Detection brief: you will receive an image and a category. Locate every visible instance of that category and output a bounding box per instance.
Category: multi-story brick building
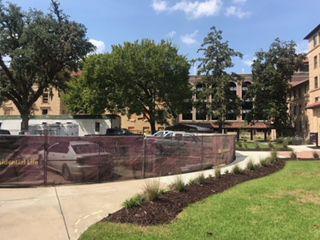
[0,71,309,136]
[177,72,308,138]
[305,25,320,140]
[288,74,309,138]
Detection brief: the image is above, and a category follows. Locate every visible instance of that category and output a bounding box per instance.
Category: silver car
[39,141,112,181]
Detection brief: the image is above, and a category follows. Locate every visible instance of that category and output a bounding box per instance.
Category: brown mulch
[104,160,286,226]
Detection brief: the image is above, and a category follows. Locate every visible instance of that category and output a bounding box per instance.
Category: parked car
[39,141,113,181]
[106,128,139,136]
[152,131,171,137]
[152,131,199,141]
[0,129,10,135]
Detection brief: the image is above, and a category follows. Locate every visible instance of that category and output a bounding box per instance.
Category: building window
[182,101,193,120]
[315,76,319,89]
[95,122,100,132]
[195,102,207,120]
[143,127,150,134]
[195,83,205,99]
[314,56,318,69]
[182,112,193,120]
[42,89,49,103]
[227,111,237,120]
[42,109,48,115]
[128,127,135,131]
[316,97,320,102]
[4,108,11,116]
[313,35,318,47]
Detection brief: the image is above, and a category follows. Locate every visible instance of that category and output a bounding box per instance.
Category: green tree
[250,38,304,136]
[0,0,94,132]
[65,40,192,134]
[196,26,243,132]
[64,54,121,115]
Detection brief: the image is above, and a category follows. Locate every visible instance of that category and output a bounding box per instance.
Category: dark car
[0,129,10,135]
[106,128,140,136]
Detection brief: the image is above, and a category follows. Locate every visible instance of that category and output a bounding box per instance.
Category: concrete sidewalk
[0,151,265,240]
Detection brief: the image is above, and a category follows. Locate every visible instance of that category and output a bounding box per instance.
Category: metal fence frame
[0,133,236,187]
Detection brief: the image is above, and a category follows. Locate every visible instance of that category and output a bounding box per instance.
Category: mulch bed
[104,160,286,226]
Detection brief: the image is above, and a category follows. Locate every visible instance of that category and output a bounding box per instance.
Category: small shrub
[236,142,242,149]
[270,151,278,163]
[232,165,244,175]
[246,160,257,171]
[215,167,222,178]
[290,152,297,160]
[123,194,145,209]
[224,170,230,174]
[260,158,271,167]
[313,151,319,159]
[189,173,206,185]
[255,143,261,151]
[275,138,284,144]
[143,180,162,201]
[268,142,273,149]
[170,177,186,192]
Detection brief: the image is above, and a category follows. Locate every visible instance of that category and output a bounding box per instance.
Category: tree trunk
[218,122,223,134]
[20,113,30,134]
[149,117,156,135]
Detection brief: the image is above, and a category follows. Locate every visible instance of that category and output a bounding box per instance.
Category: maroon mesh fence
[0,134,236,187]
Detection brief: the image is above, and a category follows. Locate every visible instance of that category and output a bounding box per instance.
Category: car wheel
[62,165,72,181]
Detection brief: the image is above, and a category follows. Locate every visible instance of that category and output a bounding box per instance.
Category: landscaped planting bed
[104,159,285,226]
[81,161,320,240]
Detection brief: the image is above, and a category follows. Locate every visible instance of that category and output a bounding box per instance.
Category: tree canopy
[64,40,192,133]
[250,38,304,136]
[0,0,94,131]
[196,26,243,132]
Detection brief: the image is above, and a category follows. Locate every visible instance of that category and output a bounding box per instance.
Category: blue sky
[7,0,320,74]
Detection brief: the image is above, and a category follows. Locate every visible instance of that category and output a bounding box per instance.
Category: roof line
[304,24,320,40]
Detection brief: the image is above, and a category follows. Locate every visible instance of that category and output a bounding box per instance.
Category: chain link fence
[0,133,236,187]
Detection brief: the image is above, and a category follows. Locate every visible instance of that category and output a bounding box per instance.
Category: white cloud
[190,65,198,75]
[181,30,199,45]
[243,59,253,67]
[152,0,168,13]
[296,41,308,54]
[89,39,106,54]
[225,6,250,19]
[152,0,222,19]
[166,30,177,38]
[242,56,255,67]
[232,0,247,4]
[3,55,11,66]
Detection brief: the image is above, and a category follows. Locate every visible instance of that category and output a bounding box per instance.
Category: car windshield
[72,144,100,154]
[153,131,165,137]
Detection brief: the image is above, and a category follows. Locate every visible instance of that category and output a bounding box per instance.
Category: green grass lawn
[80,161,320,240]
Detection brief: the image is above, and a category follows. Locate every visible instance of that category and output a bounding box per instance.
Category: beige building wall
[120,114,168,135]
[306,26,320,136]
[0,85,169,134]
[288,80,309,138]
[0,87,66,116]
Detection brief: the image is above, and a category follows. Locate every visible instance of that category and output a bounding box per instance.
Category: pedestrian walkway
[277,145,320,160]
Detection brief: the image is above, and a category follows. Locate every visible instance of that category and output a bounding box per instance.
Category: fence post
[201,135,204,170]
[142,137,146,178]
[43,128,48,185]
